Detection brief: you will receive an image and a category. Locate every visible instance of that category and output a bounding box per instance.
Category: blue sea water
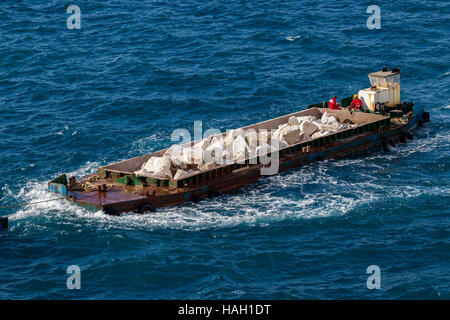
[0,0,449,299]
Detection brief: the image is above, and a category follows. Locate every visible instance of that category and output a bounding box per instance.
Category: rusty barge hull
[48,106,429,215]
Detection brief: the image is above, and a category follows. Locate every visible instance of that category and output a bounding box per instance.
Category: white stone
[174,169,190,180]
[256,143,271,155]
[282,128,302,145]
[257,131,271,146]
[299,132,311,141]
[204,145,222,164]
[321,112,330,124]
[274,124,300,143]
[297,116,317,124]
[234,128,245,139]
[183,147,203,165]
[321,112,340,127]
[245,130,258,149]
[171,155,187,169]
[141,156,172,178]
[300,121,319,136]
[270,137,288,150]
[164,144,183,159]
[210,136,223,150]
[193,139,209,151]
[232,135,248,161]
[224,129,236,149]
[222,150,234,164]
[288,116,300,126]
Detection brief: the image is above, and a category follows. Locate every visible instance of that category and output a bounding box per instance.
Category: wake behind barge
[48,69,430,215]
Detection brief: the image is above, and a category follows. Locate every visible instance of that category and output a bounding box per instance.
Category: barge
[48,68,430,215]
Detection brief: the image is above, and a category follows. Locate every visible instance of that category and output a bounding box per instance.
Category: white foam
[6,161,101,222]
[4,161,367,231]
[4,122,448,232]
[285,35,301,41]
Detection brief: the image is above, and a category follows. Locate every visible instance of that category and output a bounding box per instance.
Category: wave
[5,117,447,232]
[5,160,362,231]
[7,161,101,222]
[7,152,448,233]
[285,35,301,42]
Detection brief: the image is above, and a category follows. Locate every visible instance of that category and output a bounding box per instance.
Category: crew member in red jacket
[329,96,341,110]
[349,94,362,111]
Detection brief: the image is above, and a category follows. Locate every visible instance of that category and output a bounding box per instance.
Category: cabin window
[393,74,400,83]
[369,76,387,87]
[386,75,394,86]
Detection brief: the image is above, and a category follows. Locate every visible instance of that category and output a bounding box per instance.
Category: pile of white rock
[135,112,356,180]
